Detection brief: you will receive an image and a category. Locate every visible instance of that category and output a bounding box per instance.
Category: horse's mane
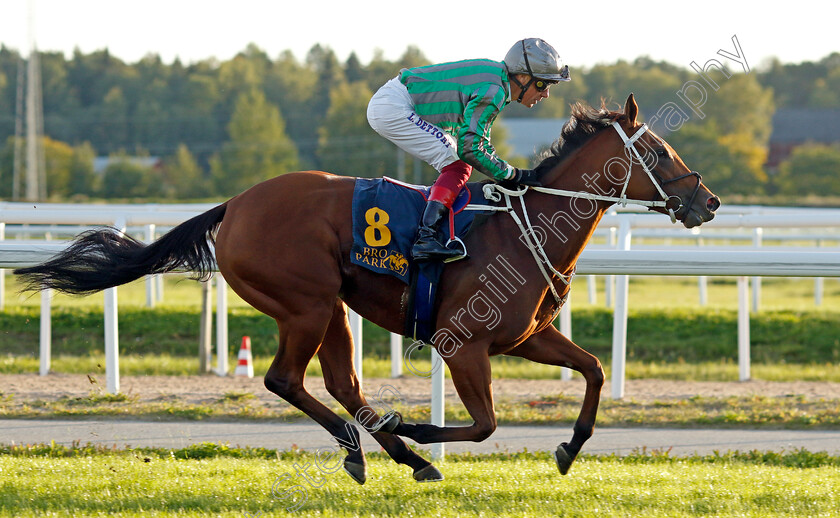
[535,101,625,175]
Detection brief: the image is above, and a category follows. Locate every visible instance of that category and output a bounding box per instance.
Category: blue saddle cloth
[351,177,493,342]
[350,177,481,284]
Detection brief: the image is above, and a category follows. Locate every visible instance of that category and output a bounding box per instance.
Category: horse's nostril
[707,196,720,212]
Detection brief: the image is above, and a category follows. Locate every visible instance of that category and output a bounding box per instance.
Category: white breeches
[367,77,460,172]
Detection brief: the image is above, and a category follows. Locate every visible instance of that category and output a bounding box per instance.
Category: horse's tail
[14,203,228,296]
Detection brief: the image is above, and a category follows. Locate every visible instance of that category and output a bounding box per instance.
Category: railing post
[605,227,616,308]
[348,308,363,384]
[610,219,632,400]
[738,276,751,381]
[0,222,5,310]
[145,224,156,308]
[215,273,229,376]
[199,279,213,373]
[104,286,120,394]
[430,348,445,461]
[390,333,403,378]
[815,277,824,307]
[39,288,52,376]
[156,274,164,304]
[559,294,572,381]
[752,228,762,313]
[698,237,708,306]
[815,239,824,307]
[104,219,126,395]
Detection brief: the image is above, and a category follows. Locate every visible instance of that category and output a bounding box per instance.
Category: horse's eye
[656,148,668,158]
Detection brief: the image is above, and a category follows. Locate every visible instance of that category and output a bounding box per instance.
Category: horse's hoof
[377,410,402,434]
[413,464,444,482]
[343,459,366,485]
[554,443,575,475]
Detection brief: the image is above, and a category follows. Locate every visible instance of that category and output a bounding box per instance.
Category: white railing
[2,203,839,399]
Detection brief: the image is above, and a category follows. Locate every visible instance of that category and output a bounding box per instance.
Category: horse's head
[612,93,720,228]
[536,94,720,228]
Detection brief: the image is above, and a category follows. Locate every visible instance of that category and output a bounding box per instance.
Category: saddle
[351,177,493,342]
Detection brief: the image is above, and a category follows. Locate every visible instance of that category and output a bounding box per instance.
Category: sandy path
[3,373,839,406]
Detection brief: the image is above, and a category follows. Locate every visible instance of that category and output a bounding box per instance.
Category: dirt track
[2,373,839,406]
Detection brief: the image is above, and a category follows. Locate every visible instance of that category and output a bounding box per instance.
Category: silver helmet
[504,38,570,82]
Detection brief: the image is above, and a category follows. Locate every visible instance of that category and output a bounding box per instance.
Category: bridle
[478,120,704,312]
[609,121,702,224]
[491,121,702,224]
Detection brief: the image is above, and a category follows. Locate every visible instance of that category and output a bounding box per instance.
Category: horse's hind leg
[387,346,499,444]
[232,283,372,484]
[506,324,604,475]
[318,300,443,482]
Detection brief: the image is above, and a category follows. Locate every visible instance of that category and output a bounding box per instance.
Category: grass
[5,354,840,383]
[1,445,838,517]
[8,354,840,383]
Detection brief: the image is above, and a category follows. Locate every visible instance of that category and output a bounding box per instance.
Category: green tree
[43,136,75,197]
[362,46,430,94]
[263,50,318,167]
[316,81,393,177]
[583,58,688,116]
[700,73,775,147]
[40,51,76,143]
[344,52,365,83]
[67,141,97,196]
[0,136,93,199]
[162,144,208,198]
[90,86,130,153]
[808,68,840,107]
[665,122,767,196]
[101,152,161,198]
[776,143,840,196]
[0,64,7,114]
[0,136,17,198]
[210,89,298,195]
[174,72,222,160]
[758,53,840,108]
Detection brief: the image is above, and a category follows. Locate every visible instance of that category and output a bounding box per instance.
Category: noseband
[610,121,702,224]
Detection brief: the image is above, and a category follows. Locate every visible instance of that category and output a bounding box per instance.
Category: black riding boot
[411,200,464,262]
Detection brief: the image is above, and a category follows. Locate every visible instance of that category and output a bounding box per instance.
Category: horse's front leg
[506,324,604,475]
[390,346,497,444]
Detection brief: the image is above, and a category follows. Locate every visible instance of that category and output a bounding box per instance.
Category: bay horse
[15,94,720,483]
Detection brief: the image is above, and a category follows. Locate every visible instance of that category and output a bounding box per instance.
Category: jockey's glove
[500,168,542,189]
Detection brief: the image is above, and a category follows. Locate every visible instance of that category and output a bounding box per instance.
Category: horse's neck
[530,145,619,270]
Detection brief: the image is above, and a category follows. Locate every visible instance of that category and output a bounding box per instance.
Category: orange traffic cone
[234,336,254,378]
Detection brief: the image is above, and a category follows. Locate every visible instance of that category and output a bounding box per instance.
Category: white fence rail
[3,240,839,394]
[2,204,839,423]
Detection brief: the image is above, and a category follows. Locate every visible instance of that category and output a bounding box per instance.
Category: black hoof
[370,410,402,433]
[413,464,444,482]
[554,443,575,475]
[343,458,366,485]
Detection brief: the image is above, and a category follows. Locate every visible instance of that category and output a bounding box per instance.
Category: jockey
[367,37,571,262]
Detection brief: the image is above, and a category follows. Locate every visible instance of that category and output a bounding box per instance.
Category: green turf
[1,445,838,517]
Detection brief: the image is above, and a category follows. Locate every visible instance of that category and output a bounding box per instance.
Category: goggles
[533,65,570,91]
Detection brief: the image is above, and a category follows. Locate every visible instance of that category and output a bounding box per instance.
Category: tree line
[1,43,839,200]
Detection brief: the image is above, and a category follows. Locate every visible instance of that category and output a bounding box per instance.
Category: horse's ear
[624,93,638,124]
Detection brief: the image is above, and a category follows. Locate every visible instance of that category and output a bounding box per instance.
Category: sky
[0,0,837,71]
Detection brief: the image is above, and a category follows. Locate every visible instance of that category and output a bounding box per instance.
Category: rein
[481,183,571,317]
[475,121,697,312]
